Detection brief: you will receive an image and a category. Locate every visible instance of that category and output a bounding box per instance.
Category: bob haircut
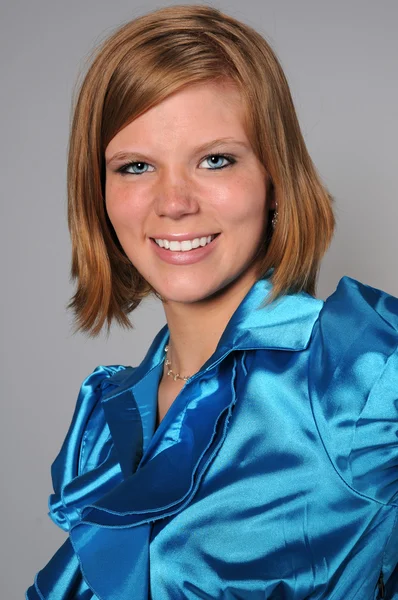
[67,4,335,336]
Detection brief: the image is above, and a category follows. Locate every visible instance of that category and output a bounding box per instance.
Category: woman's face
[105,80,274,305]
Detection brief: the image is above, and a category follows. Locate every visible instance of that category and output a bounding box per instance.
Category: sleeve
[26,365,126,600]
[309,276,398,506]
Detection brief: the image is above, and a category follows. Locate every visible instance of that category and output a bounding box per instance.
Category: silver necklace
[164,344,191,382]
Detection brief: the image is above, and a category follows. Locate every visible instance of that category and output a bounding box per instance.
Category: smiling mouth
[151,234,219,252]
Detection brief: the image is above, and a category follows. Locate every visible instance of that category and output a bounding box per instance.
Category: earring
[271,202,278,229]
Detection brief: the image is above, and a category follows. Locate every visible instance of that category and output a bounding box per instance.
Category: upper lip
[149,233,220,241]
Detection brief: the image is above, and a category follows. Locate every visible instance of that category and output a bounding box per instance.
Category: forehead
[105,80,250,155]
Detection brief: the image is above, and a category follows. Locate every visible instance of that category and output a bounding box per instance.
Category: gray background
[1,1,397,597]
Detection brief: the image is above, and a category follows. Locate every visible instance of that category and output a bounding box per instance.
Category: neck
[162,272,258,378]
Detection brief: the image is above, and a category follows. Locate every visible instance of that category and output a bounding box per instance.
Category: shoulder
[309,276,398,505]
[51,365,129,476]
[316,275,398,342]
[310,276,398,397]
[48,364,132,531]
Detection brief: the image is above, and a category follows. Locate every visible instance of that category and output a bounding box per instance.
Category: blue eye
[200,154,235,170]
[118,162,154,175]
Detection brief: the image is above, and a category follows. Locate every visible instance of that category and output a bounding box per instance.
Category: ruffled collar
[103,275,323,394]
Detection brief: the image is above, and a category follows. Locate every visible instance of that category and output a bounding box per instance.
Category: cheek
[215,177,267,226]
[105,183,145,234]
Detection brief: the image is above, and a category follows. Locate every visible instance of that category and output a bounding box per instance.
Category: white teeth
[181,240,192,252]
[154,235,216,251]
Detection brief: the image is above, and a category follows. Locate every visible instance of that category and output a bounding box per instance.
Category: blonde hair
[67,4,335,336]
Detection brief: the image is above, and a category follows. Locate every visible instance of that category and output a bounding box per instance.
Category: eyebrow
[105,137,250,165]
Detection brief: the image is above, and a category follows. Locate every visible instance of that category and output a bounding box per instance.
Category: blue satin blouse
[26,276,398,599]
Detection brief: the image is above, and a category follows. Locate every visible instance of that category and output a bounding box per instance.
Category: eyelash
[116,153,237,176]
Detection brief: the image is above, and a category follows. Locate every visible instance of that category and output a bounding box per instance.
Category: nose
[153,169,199,219]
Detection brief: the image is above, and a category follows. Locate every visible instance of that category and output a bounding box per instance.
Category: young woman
[26,5,397,599]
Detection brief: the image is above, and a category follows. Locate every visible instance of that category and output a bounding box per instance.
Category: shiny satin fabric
[26,276,398,599]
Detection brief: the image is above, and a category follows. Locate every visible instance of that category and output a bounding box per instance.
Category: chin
[157,286,215,305]
[149,275,218,305]
[153,271,250,306]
